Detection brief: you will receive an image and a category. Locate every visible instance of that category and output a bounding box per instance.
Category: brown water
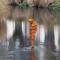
[0,6,60,60]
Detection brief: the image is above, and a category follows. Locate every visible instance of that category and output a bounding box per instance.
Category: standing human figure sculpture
[29,17,37,48]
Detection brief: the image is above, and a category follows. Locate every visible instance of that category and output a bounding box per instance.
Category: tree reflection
[0,21,6,40]
[54,25,59,51]
[13,21,24,47]
[45,27,55,51]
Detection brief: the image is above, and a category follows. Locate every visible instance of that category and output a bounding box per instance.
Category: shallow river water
[0,6,60,60]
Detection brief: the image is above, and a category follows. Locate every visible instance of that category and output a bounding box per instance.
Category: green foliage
[54,0,60,6]
[53,9,60,23]
[18,2,29,9]
[49,0,60,23]
[49,0,60,10]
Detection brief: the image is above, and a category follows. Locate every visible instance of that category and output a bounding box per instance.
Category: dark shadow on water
[13,21,24,47]
[45,27,55,51]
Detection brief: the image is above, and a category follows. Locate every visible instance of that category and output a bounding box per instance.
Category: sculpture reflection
[29,48,36,60]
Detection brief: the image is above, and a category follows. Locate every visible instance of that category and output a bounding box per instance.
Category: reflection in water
[15,38,20,49]
[54,25,59,51]
[22,22,25,38]
[39,45,45,60]
[6,20,15,40]
[0,6,60,60]
[40,25,45,43]
[45,49,57,60]
[13,21,24,47]
[0,20,6,41]
[45,27,55,51]
[22,21,31,47]
[6,20,15,49]
[29,48,36,60]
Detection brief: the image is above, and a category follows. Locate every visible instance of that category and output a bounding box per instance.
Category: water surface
[0,6,60,60]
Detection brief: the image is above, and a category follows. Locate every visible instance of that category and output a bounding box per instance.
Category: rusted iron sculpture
[28,17,37,48]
